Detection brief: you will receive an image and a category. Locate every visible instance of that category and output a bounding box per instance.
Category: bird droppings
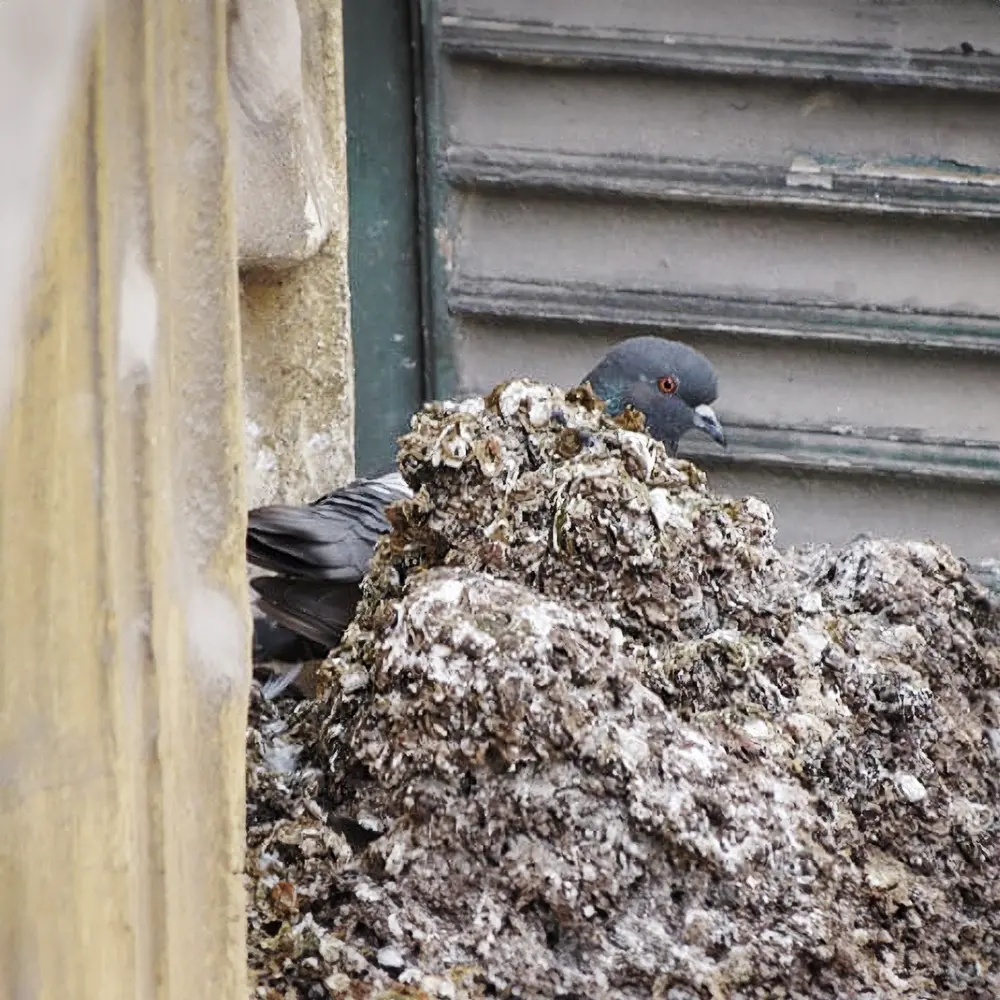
[246,380,1000,999]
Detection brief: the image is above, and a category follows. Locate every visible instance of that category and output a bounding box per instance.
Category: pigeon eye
[657,375,679,394]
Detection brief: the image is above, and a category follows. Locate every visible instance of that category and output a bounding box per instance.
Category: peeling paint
[117,239,159,382]
[303,190,325,249]
[785,155,833,190]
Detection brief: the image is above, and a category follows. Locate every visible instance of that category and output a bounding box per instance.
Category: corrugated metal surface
[420,0,1000,568]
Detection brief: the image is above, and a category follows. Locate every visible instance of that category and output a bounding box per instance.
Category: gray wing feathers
[251,577,363,648]
[246,474,411,583]
[247,473,410,660]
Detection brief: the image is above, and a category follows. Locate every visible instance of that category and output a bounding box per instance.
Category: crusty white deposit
[247,380,1000,1000]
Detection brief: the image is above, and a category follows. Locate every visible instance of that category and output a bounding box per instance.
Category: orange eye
[657,375,679,394]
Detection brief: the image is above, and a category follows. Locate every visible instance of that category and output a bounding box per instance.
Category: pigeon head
[583,336,726,455]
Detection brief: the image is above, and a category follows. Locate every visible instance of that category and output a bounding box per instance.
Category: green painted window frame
[345,0,424,476]
[344,0,459,475]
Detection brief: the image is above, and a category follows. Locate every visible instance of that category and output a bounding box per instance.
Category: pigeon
[248,472,411,667]
[585,336,725,453]
[249,336,724,668]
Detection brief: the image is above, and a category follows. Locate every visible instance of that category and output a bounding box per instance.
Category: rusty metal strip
[441,16,1000,93]
[448,275,1000,356]
[679,423,1000,486]
[445,146,1000,221]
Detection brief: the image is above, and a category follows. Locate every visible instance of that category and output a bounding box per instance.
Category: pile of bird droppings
[246,379,1000,1000]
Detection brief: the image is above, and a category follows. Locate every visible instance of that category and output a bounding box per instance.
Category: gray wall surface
[424,0,1000,570]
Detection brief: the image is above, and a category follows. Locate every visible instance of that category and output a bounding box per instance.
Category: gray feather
[246,473,411,583]
[251,576,363,648]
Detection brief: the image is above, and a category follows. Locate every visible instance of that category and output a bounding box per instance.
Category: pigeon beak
[692,404,726,448]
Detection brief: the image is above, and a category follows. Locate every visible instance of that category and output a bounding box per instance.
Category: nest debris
[246,380,1000,1000]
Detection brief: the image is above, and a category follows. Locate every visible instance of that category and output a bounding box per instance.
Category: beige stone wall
[0,2,249,997]
[232,0,355,506]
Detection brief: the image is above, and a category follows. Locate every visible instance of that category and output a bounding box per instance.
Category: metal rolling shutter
[416,0,1000,575]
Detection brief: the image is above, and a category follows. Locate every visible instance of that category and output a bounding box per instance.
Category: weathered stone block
[236,0,355,506]
[229,0,340,269]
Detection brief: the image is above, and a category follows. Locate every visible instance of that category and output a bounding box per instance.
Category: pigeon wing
[246,473,410,583]
[251,615,330,663]
[250,576,363,649]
